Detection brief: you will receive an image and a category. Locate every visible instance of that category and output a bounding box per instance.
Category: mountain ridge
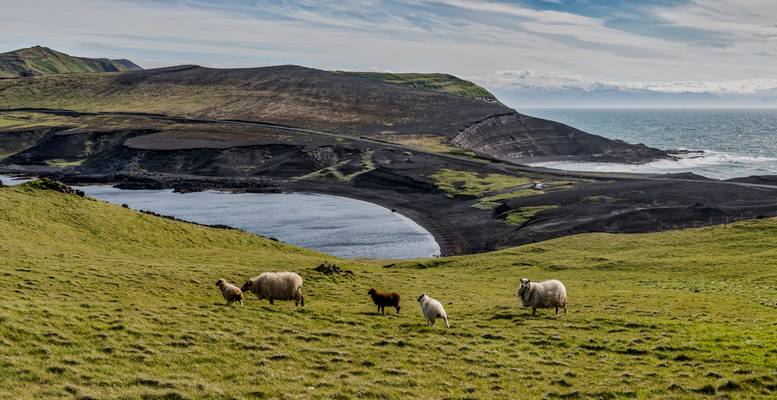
[0,46,142,78]
[338,71,501,103]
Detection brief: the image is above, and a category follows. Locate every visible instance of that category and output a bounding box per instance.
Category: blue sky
[2,0,776,103]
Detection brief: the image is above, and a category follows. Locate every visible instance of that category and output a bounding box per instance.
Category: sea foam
[530,151,777,180]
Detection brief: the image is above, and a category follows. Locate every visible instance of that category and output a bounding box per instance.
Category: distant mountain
[110,58,143,71]
[0,46,142,78]
[491,86,777,108]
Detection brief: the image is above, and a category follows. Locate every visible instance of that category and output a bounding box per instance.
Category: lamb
[517,278,567,316]
[241,272,304,306]
[215,278,244,305]
[417,294,449,327]
[368,288,400,315]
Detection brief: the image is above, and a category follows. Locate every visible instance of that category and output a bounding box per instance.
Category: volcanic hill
[0,61,665,164]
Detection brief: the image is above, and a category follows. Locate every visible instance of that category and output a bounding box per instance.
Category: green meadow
[0,183,775,399]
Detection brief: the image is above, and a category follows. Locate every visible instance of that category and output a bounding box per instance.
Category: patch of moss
[582,195,615,204]
[430,169,530,198]
[44,159,85,167]
[501,205,558,225]
[293,150,375,183]
[376,134,476,157]
[473,189,543,209]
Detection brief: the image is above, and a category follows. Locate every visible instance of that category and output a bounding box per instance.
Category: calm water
[0,175,439,259]
[0,175,30,186]
[523,108,777,179]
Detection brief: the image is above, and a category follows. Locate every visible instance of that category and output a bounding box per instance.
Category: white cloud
[476,70,777,95]
[477,70,596,90]
[653,0,777,40]
[0,0,775,105]
[619,79,777,94]
[438,0,674,49]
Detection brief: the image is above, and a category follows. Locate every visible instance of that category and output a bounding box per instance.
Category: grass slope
[341,72,499,102]
[1,184,775,399]
[0,46,140,78]
[0,65,509,139]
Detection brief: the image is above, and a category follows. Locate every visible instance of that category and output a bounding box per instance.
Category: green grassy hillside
[0,183,775,399]
[0,46,141,78]
[341,71,499,102]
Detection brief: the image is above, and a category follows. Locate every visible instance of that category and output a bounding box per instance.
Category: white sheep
[517,278,567,316]
[216,278,244,305]
[417,294,449,327]
[241,272,304,306]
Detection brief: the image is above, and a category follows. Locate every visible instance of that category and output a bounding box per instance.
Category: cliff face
[453,113,667,164]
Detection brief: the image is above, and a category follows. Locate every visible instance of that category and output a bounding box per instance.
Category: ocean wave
[529,151,777,180]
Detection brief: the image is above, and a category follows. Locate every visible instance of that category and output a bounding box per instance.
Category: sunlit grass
[338,72,499,101]
[44,159,85,167]
[0,184,775,399]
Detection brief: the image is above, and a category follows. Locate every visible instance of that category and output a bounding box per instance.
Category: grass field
[0,183,775,399]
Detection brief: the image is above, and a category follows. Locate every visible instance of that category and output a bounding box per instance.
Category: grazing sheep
[241,272,304,306]
[517,278,567,316]
[215,279,244,306]
[417,294,449,327]
[368,288,401,315]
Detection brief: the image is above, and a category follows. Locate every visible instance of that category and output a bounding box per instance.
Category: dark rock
[22,178,83,196]
[313,261,352,275]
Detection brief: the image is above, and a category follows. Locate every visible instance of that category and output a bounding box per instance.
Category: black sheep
[368,288,401,315]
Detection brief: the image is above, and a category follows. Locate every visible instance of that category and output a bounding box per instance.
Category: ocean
[522,108,777,180]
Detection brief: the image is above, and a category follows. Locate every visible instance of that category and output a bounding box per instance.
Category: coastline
[1,172,449,258]
[8,160,777,258]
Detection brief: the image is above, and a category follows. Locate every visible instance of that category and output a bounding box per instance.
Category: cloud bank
[0,0,775,107]
[479,70,777,95]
